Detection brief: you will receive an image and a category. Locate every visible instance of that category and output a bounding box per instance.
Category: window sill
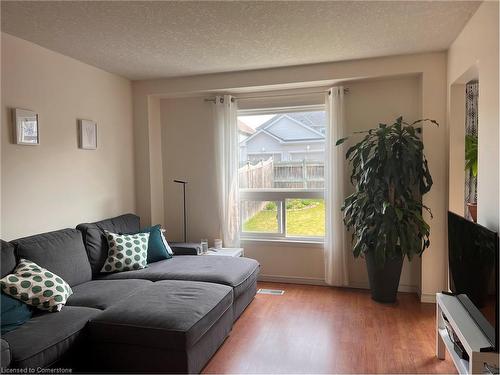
[241,237,324,247]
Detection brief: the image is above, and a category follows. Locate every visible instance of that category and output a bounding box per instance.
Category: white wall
[160,97,220,243]
[448,83,466,216]
[1,33,135,240]
[447,1,499,231]
[134,51,447,301]
[159,75,423,291]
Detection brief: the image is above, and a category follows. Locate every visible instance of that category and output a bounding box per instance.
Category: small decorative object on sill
[214,239,222,249]
[13,108,39,145]
[200,239,209,254]
[79,119,97,150]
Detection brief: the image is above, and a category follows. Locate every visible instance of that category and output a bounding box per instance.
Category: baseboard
[258,274,328,286]
[258,275,419,294]
[347,281,419,294]
[420,293,436,303]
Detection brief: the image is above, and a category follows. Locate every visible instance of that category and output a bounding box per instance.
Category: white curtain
[324,87,349,286]
[214,95,240,248]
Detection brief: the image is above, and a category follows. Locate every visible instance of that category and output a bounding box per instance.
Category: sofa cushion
[97,255,260,298]
[100,232,149,273]
[1,259,73,312]
[76,214,140,274]
[1,240,17,278]
[3,306,100,369]
[66,279,152,310]
[1,339,11,368]
[89,280,233,350]
[11,229,92,287]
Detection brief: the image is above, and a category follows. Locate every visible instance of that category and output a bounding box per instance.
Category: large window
[238,106,326,241]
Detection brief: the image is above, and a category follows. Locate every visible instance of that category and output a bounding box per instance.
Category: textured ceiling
[1,1,480,80]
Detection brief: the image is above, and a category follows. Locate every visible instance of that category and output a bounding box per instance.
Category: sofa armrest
[170,242,201,256]
[1,338,11,368]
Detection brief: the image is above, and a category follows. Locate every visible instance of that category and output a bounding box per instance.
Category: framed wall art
[79,119,97,150]
[14,108,39,145]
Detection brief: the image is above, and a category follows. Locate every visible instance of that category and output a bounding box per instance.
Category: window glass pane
[239,108,326,239]
[239,111,326,190]
[241,200,280,233]
[285,199,325,237]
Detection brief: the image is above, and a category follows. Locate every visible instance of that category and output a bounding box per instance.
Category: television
[448,211,499,351]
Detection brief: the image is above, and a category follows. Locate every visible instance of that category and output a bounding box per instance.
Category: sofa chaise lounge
[1,214,260,373]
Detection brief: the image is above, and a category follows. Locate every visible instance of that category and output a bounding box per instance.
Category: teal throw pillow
[1,292,32,335]
[133,225,172,263]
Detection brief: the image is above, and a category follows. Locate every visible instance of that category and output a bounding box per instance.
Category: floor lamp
[173,179,188,243]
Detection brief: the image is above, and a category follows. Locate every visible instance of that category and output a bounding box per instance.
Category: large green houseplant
[336,117,436,302]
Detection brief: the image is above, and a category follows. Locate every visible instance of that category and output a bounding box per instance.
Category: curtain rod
[204,88,349,103]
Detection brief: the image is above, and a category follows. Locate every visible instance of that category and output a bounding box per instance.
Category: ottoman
[97,255,260,321]
[88,280,233,373]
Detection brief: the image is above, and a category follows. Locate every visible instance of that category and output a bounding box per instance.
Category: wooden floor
[203,282,457,374]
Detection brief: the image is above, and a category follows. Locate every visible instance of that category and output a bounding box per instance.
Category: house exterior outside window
[238,108,326,241]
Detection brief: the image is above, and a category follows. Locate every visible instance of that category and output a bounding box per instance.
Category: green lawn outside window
[242,199,325,237]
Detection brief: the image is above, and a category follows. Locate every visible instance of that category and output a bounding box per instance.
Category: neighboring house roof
[287,111,326,128]
[238,120,255,135]
[240,112,325,146]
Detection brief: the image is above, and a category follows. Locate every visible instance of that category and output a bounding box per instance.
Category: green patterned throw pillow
[0,259,73,312]
[101,231,149,273]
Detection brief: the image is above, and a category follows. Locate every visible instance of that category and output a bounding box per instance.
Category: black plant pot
[365,251,404,303]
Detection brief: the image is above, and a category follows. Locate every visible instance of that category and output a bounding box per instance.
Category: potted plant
[336,117,436,303]
[464,134,478,222]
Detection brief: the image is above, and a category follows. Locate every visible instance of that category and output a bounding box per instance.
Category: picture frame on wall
[14,108,39,145]
[79,119,97,150]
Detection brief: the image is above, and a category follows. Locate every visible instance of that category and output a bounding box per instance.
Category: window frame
[238,104,326,243]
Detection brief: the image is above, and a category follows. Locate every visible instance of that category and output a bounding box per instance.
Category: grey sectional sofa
[1,214,260,373]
